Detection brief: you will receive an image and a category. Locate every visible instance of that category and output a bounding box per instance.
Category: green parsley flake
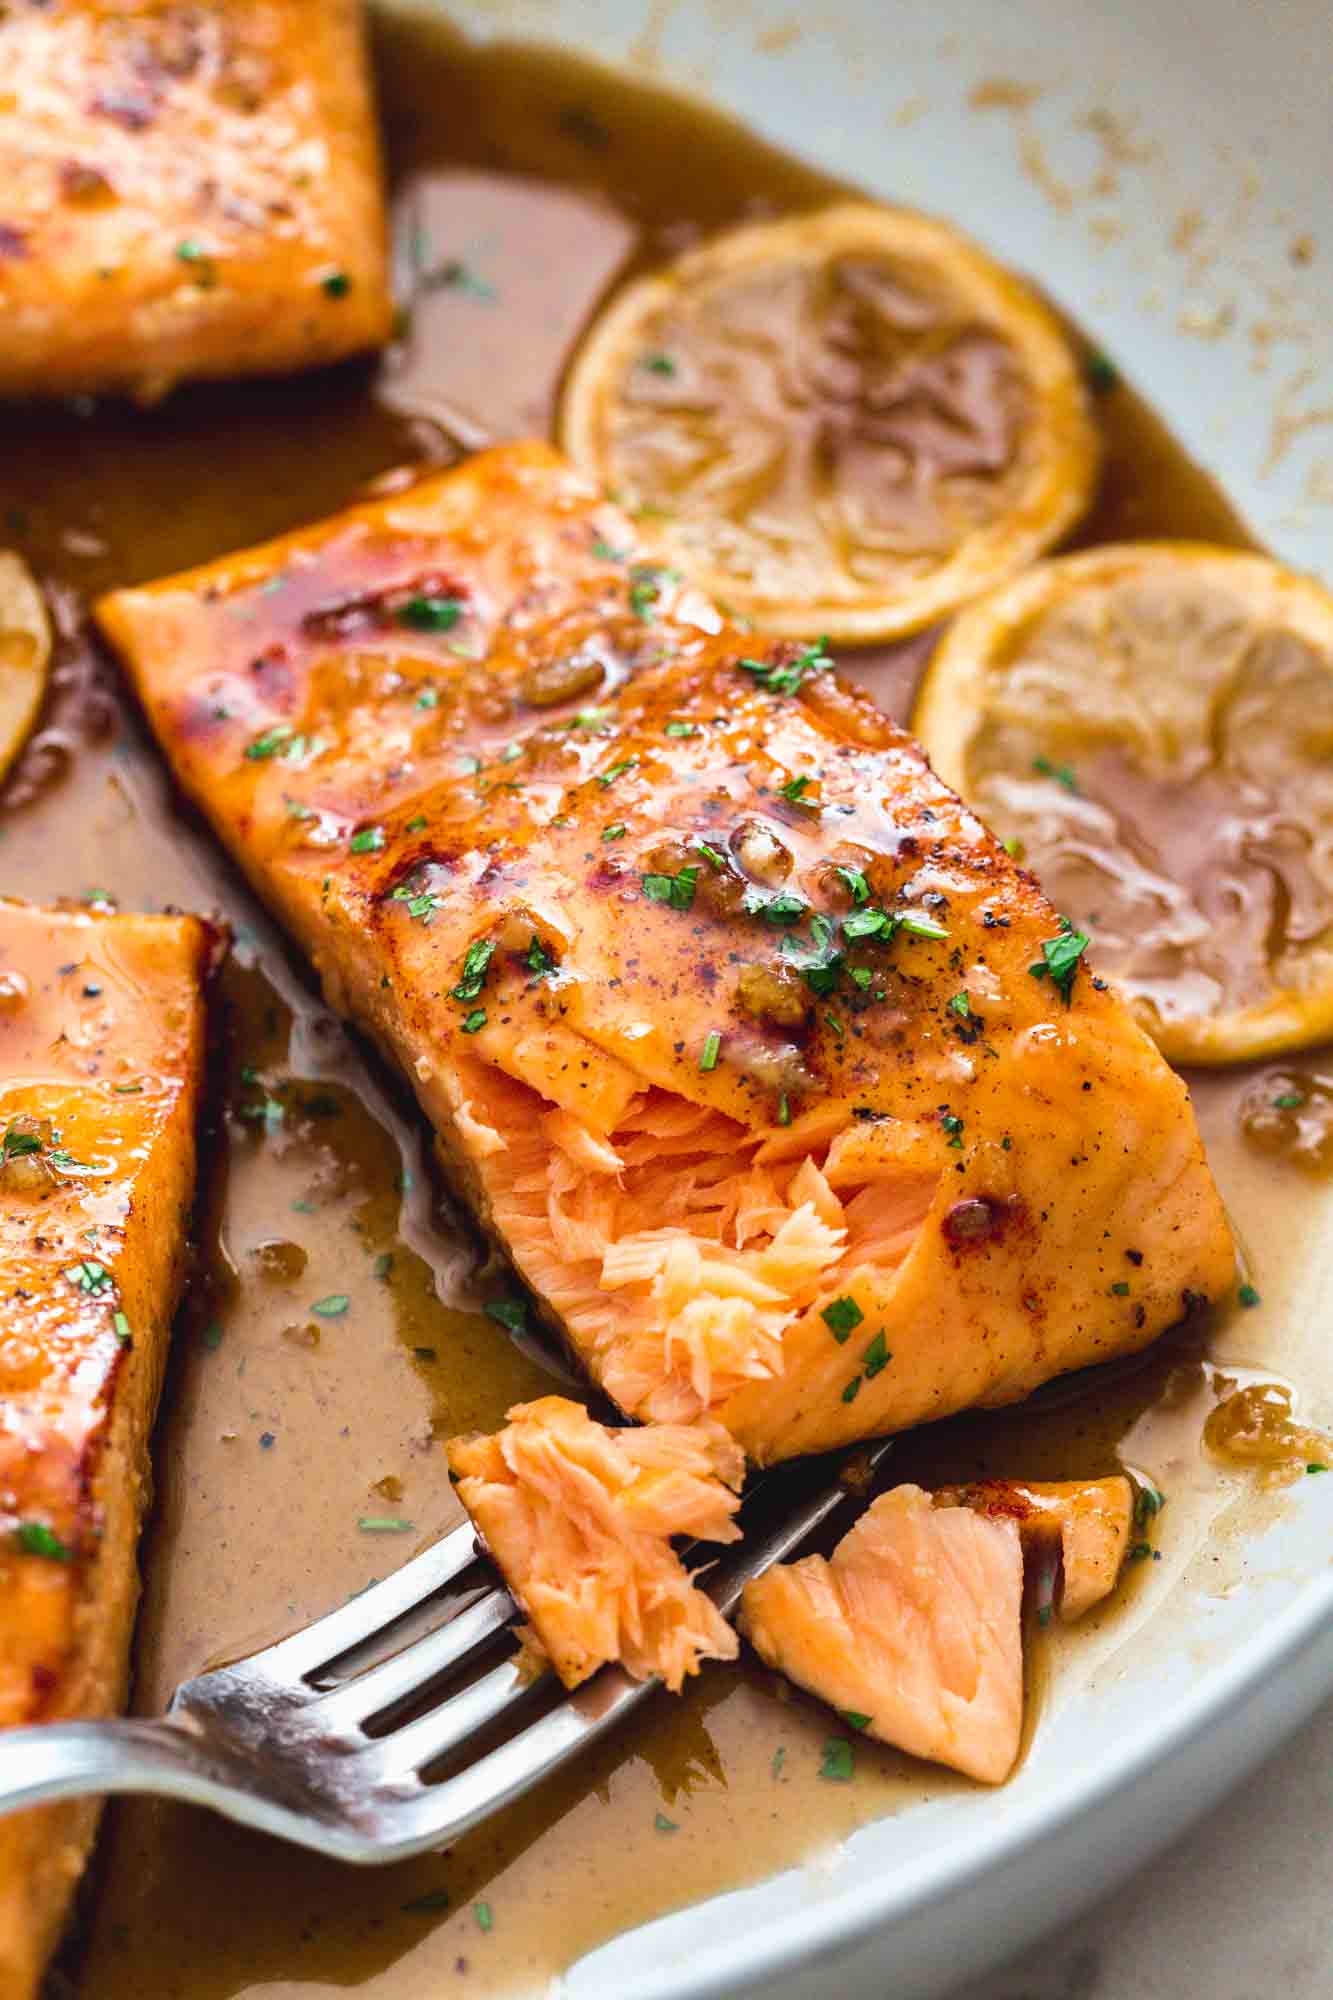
[485,1298,528,1334]
[941,1112,964,1149]
[245,724,294,761]
[822,1296,863,1342]
[697,840,727,870]
[321,270,351,298]
[1029,918,1091,1005]
[405,814,428,833]
[351,825,385,853]
[474,1903,493,1933]
[461,1008,487,1034]
[358,1517,414,1534]
[113,1310,132,1344]
[664,719,697,738]
[1111,1280,1131,1296]
[16,1521,71,1561]
[399,595,463,631]
[771,1746,787,1779]
[415,687,440,710]
[699,1031,721,1073]
[777,1093,792,1127]
[1033,754,1080,794]
[780,774,814,804]
[452,938,496,1002]
[948,991,971,1017]
[1238,1282,1261,1308]
[642,867,698,912]
[525,935,555,978]
[2,1127,41,1160]
[841,1374,863,1403]
[819,1737,855,1782]
[653,1810,679,1832]
[65,1259,111,1295]
[602,822,627,841]
[836,866,870,906]
[842,1711,871,1732]
[737,639,832,697]
[862,1330,890,1378]
[642,352,676,376]
[628,563,678,621]
[1274,1090,1306,1110]
[1308,1463,1329,1475]
[596,757,637,788]
[1135,1484,1164,1525]
[752,889,807,927]
[312,1294,349,1318]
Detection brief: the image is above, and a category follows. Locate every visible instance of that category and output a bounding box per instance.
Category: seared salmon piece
[0,0,392,400]
[0,899,209,1999]
[99,441,1236,1464]
[741,1485,1025,1783]
[936,1476,1133,1620]
[446,1396,743,1690]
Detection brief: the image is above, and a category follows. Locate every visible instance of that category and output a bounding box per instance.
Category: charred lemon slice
[913,543,1333,1064]
[0,552,51,786]
[559,203,1099,642]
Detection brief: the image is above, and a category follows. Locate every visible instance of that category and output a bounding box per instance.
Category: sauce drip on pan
[0,17,1326,1998]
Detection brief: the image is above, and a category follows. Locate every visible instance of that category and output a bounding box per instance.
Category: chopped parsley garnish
[948,991,971,1017]
[245,724,295,761]
[485,1298,528,1333]
[780,774,815,804]
[697,840,727,870]
[321,270,351,298]
[664,719,697,738]
[653,1810,679,1832]
[65,1259,111,1295]
[461,1008,487,1034]
[862,1330,890,1378]
[602,822,627,841]
[699,1031,721,1073]
[474,1902,494,1933]
[524,935,554,978]
[842,1711,871,1732]
[312,1294,349,1318]
[1111,1280,1131,1296]
[642,867,698,912]
[737,639,832,697]
[358,1516,414,1534]
[2,1127,41,1160]
[1028,918,1090,1005]
[350,825,385,854]
[1308,1463,1329,1475]
[642,352,676,376]
[751,889,807,927]
[819,1737,854,1782]
[16,1521,71,1561]
[175,238,207,263]
[415,687,440,709]
[113,1311,132,1344]
[113,1082,143,1095]
[821,1296,863,1342]
[841,1374,862,1402]
[405,814,428,833]
[849,967,873,991]
[940,1112,964,1149]
[1135,1483,1164,1525]
[1274,1090,1306,1110]
[1032,754,1080,794]
[824,1011,844,1037]
[836,866,870,906]
[596,757,637,788]
[399,594,463,631]
[628,563,678,621]
[771,1746,787,1779]
[802,956,841,998]
[1237,1282,1261,1308]
[452,938,495,1001]
[592,538,628,563]
[841,907,947,945]
[777,1093,792,1127]
[1085,351,1120,394]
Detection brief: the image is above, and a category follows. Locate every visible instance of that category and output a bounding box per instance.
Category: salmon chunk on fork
[447,1396,744,1691]
[0,898,210,1999]
[0,0,393,399]
[99,440,1235,1467]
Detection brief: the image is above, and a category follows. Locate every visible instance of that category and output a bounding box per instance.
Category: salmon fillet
[98,440,1236,1464]
[741,1485,1025,1783]
[447,1396,743,1690]
[936,1476,1133,1621]
[0,898,209,1999]
[0,0,392,400]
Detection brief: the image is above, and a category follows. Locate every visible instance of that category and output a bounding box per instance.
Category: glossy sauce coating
[0,19,1326,2000]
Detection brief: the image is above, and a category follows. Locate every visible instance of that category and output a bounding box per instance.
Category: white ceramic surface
[439,4,1333,1995]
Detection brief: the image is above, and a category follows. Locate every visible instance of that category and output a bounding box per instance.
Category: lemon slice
[0,551,50,787]
[912,543,1333,1064]
[559,202,1099,642]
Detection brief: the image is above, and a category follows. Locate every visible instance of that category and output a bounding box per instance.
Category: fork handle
[0,1716,232,1819]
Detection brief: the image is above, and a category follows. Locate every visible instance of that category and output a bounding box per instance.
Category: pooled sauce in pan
[0,18,1327,1998]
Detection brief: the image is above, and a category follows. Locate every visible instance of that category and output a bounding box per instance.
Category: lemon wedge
[559,202,1099,642]
[912,542,1333,1064]
[0,551,51,787]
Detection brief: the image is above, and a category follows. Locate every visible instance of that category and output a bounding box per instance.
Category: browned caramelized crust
[0,0,393,399]
[98,441,1235,1468]
[0,899,209,1998]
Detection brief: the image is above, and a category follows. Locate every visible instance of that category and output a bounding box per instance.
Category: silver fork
[0,1439,889,1864]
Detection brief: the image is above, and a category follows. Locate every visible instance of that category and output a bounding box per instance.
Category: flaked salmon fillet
[0,898,210,2000]
[741,1485,1025,1783]
[936,1476,1133,1621]
[0,0,393,400]
[447,1396,743,1690]
[98,441,1236,1463]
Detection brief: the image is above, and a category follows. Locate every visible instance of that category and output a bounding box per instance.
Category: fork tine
[314,1588,514,1732]
[245,1520,482,1683]
[366,1656,534,1780]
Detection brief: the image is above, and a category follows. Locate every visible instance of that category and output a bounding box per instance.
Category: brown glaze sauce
[0,18,1327,1998]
